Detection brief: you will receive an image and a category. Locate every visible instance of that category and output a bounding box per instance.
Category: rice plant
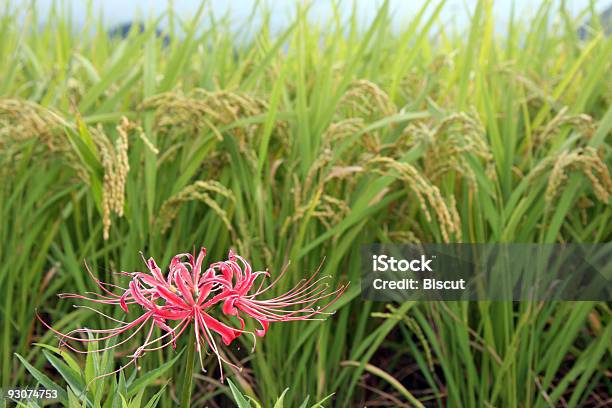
[0,0,610,406]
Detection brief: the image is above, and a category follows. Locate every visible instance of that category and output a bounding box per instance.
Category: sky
[10,0,610,34]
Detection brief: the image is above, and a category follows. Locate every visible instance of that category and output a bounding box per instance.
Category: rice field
[0,0,611,407]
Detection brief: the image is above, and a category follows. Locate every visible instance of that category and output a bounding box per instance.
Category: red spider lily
[39,247,347,381]
[210,251,346,340]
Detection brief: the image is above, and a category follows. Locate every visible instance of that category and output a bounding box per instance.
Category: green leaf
[127,350,183,398]
[297,396,310,408]
[43,350,91,405]
[142,384,167,408]
[227,379,252,408]
[273,388,289,408]
[120,394,130,408]
[129,389,145,408]
[15,353,68,405]
[33,343,81,374]
[68,387,83,408]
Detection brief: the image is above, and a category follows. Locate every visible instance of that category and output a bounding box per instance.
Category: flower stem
[180,329,196,408]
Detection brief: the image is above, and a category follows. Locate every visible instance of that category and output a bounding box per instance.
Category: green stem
[180,329,196,408]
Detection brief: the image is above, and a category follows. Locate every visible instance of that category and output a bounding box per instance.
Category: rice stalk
[543,147,611,204]
[142,89,287,143]
[534,106,595,147]
[157,180,236,233]
[368,156,461,242]
[338,79,397,119]
[94,117,131,240]
[396,112,494,190]
[0,98,87,179]
[0,98,69,151]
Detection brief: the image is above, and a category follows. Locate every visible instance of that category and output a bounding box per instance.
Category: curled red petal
[119,292,130,313]
[200,311,241,346]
